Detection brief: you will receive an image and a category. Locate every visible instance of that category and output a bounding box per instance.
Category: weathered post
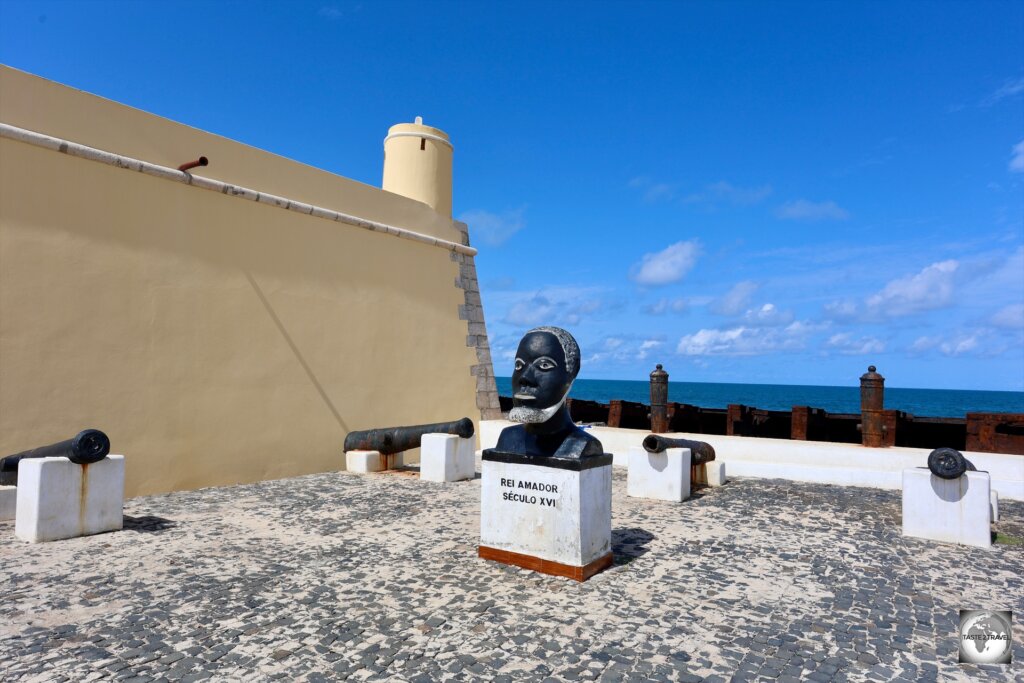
[791,406,810,440]
[649,364,669,433]
[860,365,886,447]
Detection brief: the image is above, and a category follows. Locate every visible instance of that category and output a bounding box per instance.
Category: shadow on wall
[245,271,349,433]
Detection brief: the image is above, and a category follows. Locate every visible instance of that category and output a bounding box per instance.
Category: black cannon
[642,434,716,466]
[0,429,110,486]
[343,418,474,456]
[927,447,976,480]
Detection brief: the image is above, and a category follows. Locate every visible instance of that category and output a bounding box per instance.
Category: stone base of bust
[627,447,690,502]
[479,449,613,581]
[16,456,124,543]
[902,468,991,548]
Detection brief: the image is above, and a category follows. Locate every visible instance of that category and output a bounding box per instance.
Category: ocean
[494,377,1024,418]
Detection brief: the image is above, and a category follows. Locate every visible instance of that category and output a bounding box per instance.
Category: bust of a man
[495,326,604,459]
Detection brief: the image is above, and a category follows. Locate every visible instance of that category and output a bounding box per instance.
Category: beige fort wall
[0,66,493,497]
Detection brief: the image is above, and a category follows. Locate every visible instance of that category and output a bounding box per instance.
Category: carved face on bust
[509,328,579,424]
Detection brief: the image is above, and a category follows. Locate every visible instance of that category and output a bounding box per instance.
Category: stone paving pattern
[1,466,1022,682]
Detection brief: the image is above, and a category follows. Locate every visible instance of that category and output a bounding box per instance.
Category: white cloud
[676,320,815,356]
[940,334,979,356]
[318,5,346,20]
[864,259,958,317]
[743,303,794,326]
[1010,139,1024,173]
[644,297,688,315]
[630,241,700,286]
[504,294,554,327]
[981,76,1024,107]
[991,303,1024,329]
[909,330,992,357]
[637,339,663,362]
[823,300,859,321]
[458,208,525,246]
[585,336,667,365]
[825,333,885,355]
[643,183,676,203]
[627,176,677,202]
[909,336,938,353]
[683,181,773,206]
[710,281,759,316]
[499,286,610,328]
[776,199,850,221]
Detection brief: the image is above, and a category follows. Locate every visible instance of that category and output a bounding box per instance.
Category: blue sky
[2,1,1022,391]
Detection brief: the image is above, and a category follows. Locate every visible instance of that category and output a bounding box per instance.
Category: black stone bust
[494,326,603,459]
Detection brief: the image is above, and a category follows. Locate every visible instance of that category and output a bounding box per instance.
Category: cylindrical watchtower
[649,364,669,433]
[382,116,453,217]
[860,365,886,447]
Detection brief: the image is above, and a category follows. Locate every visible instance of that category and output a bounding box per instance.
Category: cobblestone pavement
[2,467,1022,682]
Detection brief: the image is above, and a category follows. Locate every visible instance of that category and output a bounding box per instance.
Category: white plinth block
[902,469,991,548]
[990,490,999,523]
[346,450,385,473]
[420,434,475,482]
[479,452,613,581]
[15,456,125,543]
[707,461,726,487]
[1,485,16,521]
[627,447,691,502]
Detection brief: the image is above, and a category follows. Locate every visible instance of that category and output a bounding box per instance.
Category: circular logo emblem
[959,610,1012,664]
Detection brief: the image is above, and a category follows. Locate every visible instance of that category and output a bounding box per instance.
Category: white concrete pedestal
[479,450,613,581]
[706,461,727,487]
[345,450,406,473]
[1,485,16,521]
[15,456,125,543]
[627,447,690,501]
[420,434,475,482]
[346,450,383,473]
[902,469,991,548]
[990,490,999,523]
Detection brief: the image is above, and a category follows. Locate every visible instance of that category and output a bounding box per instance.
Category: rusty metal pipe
[859,365,886,447]
[642,435,716,465]
[0,429,110,486]
[177,156,209,172]
[649,364,669,433]
[344,417,474,455]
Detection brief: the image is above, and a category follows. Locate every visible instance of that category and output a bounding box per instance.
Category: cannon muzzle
[0,429,110,485]
[642,434,716,465]
[927,447,975,480]
[344,417,474,455]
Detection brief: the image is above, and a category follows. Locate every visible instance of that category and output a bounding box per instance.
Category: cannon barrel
[642,435,716,465]
[344,417,474,455]
[0,429,110,486]
[927,447,975,480]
